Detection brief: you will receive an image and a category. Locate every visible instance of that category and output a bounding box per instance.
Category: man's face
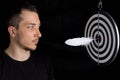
[14,10,41,51]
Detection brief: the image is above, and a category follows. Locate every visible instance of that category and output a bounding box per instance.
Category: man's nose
[35,29,42,38]
[37,30,42,38]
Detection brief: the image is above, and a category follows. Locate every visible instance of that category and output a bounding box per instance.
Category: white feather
[65,37,93,46]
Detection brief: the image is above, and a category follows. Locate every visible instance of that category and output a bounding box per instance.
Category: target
[84,11,119,65]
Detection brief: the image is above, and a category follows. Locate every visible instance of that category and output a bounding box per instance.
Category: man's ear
[8,26,17,37]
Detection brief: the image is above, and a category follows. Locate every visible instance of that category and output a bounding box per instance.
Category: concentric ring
[84,11,119,65]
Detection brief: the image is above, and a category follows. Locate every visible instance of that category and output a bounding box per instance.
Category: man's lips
[33,39,39,45]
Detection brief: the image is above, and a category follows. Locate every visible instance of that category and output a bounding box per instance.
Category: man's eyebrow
[29,23,36,25]
[28,23,41,28]
[29,23,41,26]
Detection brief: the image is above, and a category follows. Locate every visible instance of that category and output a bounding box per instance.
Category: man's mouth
[33,39,39,45]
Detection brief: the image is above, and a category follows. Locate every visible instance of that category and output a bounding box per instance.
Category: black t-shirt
[0,50,55,80]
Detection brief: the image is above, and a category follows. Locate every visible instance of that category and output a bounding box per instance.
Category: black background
[0,0,119,79]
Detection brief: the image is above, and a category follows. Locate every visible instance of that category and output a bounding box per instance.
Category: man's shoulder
[0,49,5,63]
[0,49,4,62]
[0,49,4,73]
[0,49,3,59]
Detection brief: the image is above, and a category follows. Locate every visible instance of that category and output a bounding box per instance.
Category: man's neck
[4,46,31,62]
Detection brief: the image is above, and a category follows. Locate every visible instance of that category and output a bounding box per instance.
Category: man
[0,1,55,80]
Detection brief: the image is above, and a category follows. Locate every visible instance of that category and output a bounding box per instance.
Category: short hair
[7,1,38,29]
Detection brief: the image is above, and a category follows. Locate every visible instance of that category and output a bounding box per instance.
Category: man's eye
[28,25,34,29]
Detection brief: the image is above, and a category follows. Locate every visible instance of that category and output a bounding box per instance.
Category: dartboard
[84,11,119,65]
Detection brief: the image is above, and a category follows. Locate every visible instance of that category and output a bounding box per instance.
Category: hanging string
[98,0,102,11]
[97,0,103,65]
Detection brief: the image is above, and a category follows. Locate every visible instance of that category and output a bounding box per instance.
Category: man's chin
[31,47,37,51]
[25,46,37,51]
[30,48,36,51]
